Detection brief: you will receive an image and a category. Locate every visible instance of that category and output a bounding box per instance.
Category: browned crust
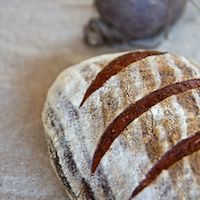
[91,79,200,173]
[80,50,165,107]
[129,132,200,199]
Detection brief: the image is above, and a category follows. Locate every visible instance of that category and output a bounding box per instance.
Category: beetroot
[84,0,187,46]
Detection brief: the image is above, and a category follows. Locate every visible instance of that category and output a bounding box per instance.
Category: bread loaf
[42,50,200,200]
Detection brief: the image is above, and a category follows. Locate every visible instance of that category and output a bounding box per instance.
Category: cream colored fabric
[0,1,200,200]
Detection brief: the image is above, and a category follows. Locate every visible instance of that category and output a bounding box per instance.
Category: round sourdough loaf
[42,50,200,200]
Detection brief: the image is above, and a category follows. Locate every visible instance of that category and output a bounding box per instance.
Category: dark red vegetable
[84,0,187,46]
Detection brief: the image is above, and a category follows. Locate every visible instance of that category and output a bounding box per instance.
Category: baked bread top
[42,50,200,200]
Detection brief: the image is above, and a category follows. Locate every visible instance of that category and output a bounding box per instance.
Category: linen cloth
[0,1,200,199]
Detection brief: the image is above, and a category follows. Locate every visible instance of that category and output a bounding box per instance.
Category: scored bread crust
[42,51,200,200]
